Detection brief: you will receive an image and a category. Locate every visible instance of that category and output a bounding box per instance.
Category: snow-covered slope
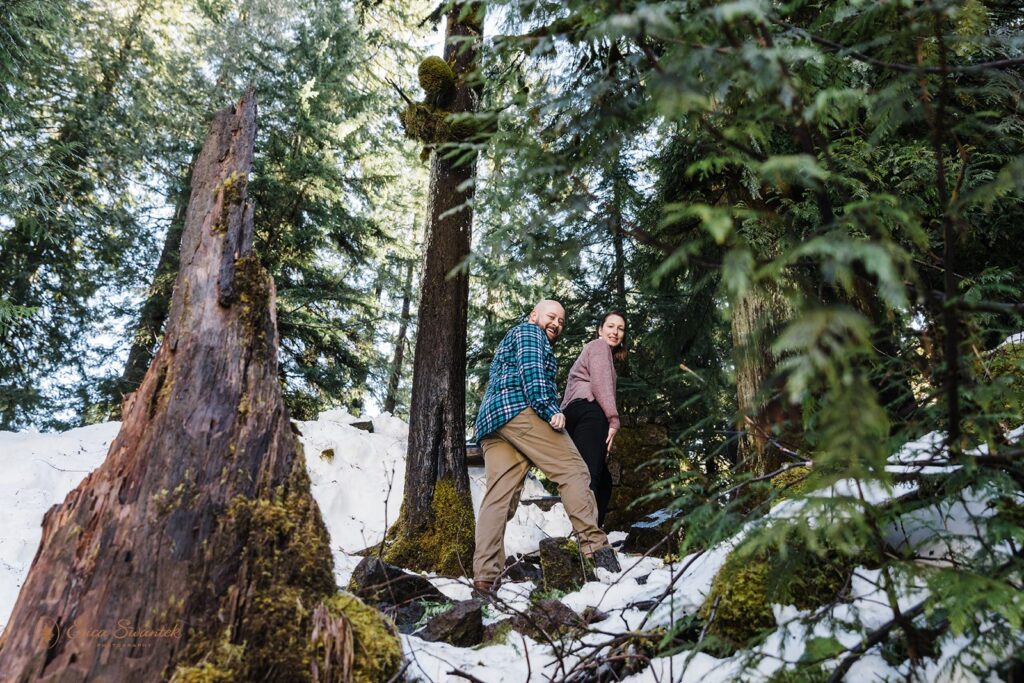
[1,412,1013,682]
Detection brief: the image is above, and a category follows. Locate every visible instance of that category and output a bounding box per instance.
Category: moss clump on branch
[400,56,487,155]
[701,533,856,646]
[382,476,475,576]
[418,56,455,105]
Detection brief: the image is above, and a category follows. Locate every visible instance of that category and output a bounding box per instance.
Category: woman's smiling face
[598,314,625,347]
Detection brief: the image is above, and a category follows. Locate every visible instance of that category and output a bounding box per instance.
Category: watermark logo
[41,618,182,650]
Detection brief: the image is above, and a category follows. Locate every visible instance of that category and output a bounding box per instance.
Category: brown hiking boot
[590,546,621,573]
[472,578,500,600]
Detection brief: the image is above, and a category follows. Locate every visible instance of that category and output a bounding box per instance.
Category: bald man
[472,300,620,595]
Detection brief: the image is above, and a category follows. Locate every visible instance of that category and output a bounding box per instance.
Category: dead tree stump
[0,91,352,682]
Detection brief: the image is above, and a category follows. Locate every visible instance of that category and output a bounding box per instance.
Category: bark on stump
[0,92,353,682]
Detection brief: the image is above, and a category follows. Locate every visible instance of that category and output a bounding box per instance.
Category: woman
[561,311,626,528]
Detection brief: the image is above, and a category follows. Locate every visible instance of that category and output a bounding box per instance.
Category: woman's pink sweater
[561,338,620,430]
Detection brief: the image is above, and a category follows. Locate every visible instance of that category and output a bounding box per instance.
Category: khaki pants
[473,407,609,583]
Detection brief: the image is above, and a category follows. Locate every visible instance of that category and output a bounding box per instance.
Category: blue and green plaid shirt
[474,322,562,440]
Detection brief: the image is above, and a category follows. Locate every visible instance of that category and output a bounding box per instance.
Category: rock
[350,420,374,432]
[511,599,583,640]
[622,506,684,556]
[348,556,448,606]
[505,553,542,582]
[466,442,484,467]
[481,618,513,645]
[604,423,672,532]
[385,601,426,634]
[539,537,594,592]
[521,495,561,511]
[413,599,484,647]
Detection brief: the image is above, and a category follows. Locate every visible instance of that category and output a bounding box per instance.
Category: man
[472,299,620,595]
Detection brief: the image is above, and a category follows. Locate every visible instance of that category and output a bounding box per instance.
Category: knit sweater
[561,338,620,430]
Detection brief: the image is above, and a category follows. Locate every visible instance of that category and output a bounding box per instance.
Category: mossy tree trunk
[0,91,352,682]
[731,280,801,478]
[384,4,484,576]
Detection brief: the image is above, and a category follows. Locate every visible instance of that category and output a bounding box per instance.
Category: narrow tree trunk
[383,258,414,415]
[108,153,197,417]
[731,281,799,478]
[611,207,627,309]
[610,160,628,310]
[0,91,349,682]
[384,4,484,576]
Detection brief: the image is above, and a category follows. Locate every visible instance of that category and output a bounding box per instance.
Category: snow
[1,412,1017,681]
[998,331,1023,348]
[0,422,121,633]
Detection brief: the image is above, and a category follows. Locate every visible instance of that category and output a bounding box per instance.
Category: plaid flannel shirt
[474,322,562,440]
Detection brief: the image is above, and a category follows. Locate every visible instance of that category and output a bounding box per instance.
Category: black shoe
[590,546,621,573]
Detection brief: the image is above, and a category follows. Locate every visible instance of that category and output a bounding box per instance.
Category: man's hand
[549,412,565,431]
[606,427,618,451]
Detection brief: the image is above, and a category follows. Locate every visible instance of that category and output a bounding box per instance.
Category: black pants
[564,399,613,528]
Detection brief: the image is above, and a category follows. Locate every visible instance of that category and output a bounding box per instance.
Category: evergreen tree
[383,1,486,575]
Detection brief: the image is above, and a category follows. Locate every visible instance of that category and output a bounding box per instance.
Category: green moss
[701,534,854,646]
[322,593,402,683]
[701,551,775,645]
[172,446,338,682]
[766,664,830,683]
[400,102,472,146]
[538,538,594,592]
[151,469,198,517]
[213,170,247,235]
[975,341,1024,436]
[400,55,492,157]
[236,394,249,422]
[169,629,244,683]
[232,254,272,357]
[417,56,455,103]
[478,619,513,647]
[382,477,475,576]
[770,465,813,500]
[529,587,567,604]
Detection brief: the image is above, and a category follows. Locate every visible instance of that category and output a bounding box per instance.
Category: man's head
[529,299,565,343]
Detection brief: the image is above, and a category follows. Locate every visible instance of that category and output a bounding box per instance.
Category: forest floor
[0,411,1012,682]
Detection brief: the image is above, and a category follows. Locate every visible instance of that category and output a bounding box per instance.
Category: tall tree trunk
[383,4,484,576]
[0,92,354,682]
[108,153,197,418]
[610,158,628,310]
[383,258,414,416]
[731,281,799,478]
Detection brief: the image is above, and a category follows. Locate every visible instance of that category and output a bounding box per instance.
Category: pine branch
[775,20,1024,74]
